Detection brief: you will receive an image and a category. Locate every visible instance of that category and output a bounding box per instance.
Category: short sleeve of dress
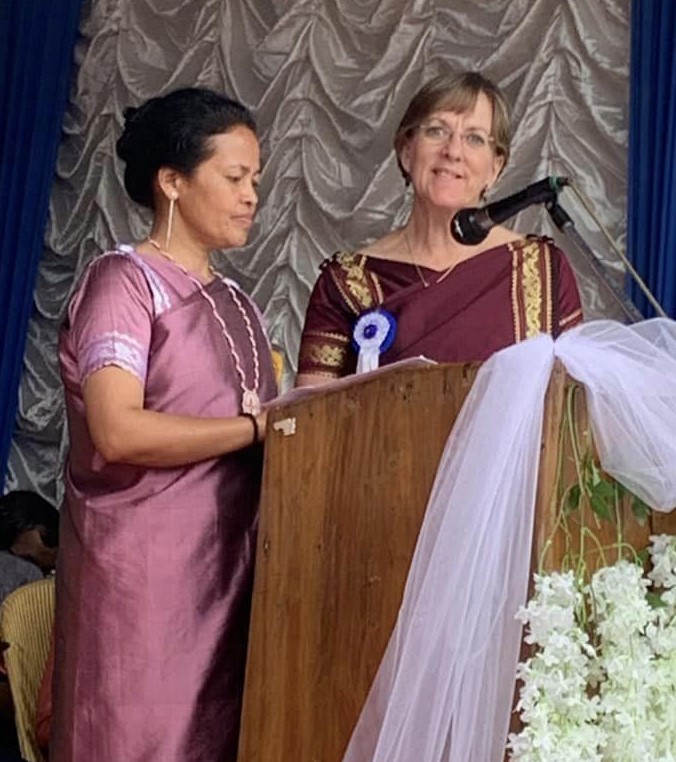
[555,248,584,333]
[297,261,355,378]
[66,252,154,386]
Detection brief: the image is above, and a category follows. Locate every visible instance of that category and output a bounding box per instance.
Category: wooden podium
[237,361,670,761]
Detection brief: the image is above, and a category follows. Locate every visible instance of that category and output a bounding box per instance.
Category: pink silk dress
[52,247,276,762]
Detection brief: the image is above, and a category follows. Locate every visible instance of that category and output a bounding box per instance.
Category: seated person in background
[296,71,583,386]
[0,491,57,760]
[0,555,42,610]
[35,636,53,757]
[0,491,58,605]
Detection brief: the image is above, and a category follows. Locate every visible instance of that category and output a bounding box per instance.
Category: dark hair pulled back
[0,490,59,550]
[116,88,256,209]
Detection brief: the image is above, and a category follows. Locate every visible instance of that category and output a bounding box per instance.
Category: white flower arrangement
[508,534,676,761]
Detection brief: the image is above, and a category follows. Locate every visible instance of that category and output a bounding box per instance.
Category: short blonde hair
[394,72,511,181]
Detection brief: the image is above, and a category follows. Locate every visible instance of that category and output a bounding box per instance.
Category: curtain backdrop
[628,0,676,318]
[0,0,82,485]
[6,0,632,501]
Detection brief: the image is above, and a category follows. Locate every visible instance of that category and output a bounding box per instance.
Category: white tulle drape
[343,319,676,762]
[7,0,631,500]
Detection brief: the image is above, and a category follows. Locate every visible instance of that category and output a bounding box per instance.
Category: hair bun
[123,106,139,123]
[116,88,256,210]
[117,103,153,162]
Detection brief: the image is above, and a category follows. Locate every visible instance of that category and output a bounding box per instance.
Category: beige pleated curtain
[6,0,631,501]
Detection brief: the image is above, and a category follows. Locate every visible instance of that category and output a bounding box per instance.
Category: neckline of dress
[351,235,528,274]
[132,240,262,415]
[123,244,220,286]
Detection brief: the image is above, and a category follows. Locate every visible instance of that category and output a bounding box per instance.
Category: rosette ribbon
[352,309,397,373]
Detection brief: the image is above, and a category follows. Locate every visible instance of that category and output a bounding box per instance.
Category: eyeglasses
[417,122,494,151]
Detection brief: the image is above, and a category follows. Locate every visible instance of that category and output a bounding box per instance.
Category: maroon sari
[298,236,582,378]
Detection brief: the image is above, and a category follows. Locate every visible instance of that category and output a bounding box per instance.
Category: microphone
[450,176,569,245]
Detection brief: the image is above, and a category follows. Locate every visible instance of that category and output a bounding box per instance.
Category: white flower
[516,571,580,647]
[649,534,676,592]
[509,571,602,761]
[589,561,652,647]
[509,539,676,761]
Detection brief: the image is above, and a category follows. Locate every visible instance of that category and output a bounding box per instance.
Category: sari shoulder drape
[298,237,582,378]
[297,251,388,377]
[511,235,582,341]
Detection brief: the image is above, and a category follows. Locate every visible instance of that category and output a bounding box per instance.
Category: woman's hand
[83,366,265,467]
[255,409,268,443]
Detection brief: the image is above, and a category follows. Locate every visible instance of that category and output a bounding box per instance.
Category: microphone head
[450,208,491,245]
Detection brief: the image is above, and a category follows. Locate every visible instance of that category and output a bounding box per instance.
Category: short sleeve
[555,248,584,333]
[66,253,154,386]
[297,263,355,378]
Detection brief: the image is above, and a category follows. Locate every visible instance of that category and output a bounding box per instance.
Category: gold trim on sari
[510,238,554,342]
[328,252,383,314]
[560,307,583,329]
[298,253,384,378]
[297,326,350,379]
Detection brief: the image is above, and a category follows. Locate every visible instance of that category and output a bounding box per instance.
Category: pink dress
[52,247,276,762]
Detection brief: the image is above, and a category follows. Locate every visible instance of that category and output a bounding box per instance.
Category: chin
[426,198,469,214]
[217,234,249,250]
[422,191,473,211]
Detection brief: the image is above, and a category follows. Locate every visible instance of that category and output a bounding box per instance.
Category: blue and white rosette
[352,309,397,374]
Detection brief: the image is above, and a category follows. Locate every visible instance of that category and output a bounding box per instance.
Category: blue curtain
[0,0,82,482]
[628,0,676,318]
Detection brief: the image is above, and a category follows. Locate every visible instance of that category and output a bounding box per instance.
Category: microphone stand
[546,201,645,324]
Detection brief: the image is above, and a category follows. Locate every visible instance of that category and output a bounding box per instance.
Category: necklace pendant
[242,388,261,416]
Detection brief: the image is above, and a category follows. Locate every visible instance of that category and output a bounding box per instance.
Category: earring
[165,193,177,251]
[480,186,489,204]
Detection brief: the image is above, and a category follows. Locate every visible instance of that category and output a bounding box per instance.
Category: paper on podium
[267,356,437,410]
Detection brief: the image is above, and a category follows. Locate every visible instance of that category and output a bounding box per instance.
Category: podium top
[270,356,441,411]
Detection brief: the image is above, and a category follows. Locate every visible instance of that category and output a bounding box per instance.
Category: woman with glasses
[295,71,582,384]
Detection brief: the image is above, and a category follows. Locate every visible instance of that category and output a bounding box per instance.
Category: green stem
[566,385,586,495]
[538,388,576,573]
[615,484,623,563]
[541,382,643,582]
[579,527,607,572]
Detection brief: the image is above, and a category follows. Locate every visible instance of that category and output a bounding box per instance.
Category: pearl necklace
[146,238,261,415]
[404,229,457,288]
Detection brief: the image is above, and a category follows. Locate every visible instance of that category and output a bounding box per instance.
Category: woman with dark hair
[0,491,59,575]
[296,72,582,383]
[52,88,276,762]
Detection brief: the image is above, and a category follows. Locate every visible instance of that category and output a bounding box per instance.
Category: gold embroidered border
[560,307,583,329]
[303,368,342,379]
[521,240,544,338]
[510,243,523,342]
[329,252,382,315]
[541,241,553,335]
[510,238,552,341]
[308,330,350,345]
[299,339,348,370]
